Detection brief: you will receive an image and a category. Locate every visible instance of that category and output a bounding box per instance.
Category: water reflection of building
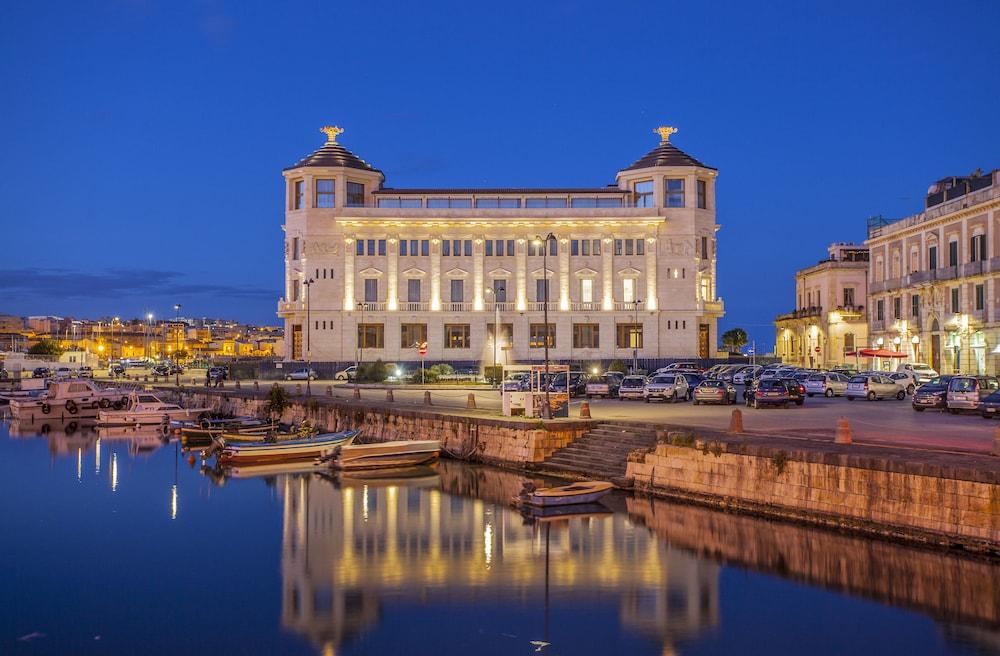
[278,465,718,654]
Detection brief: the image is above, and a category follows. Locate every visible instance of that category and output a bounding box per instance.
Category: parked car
[208,366,228,381]
[617,375,647,400]
[605,371,626,387]
[585,375,620,399]
[168,363,184,375]
[733,366,761,384]
[548,372,587,397]
[285,368,318,381]
[660,362,700,372]
[946,375,1000,413]
[911,376,954,412]
[977,391,1000,419]
[54,366,73,379]
[896,362,938,385]
[846,374,906,401]
[748,378,793,408]
[693,379,737,405]
[77,365,94,379]
[830,364,858,376]
[887,371,918,395]
[803,372,848,397]
[676,373,703,400]
[643,374,689,403]
[151,364,170,376]
[780,377,806,406]
[31,367,51,379]
[334,365,357,381]
[107,363,125,378]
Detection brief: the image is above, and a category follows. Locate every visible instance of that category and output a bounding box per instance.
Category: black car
[780,377,806,406]
[151,364,170,376]
[547,372,587,397]
[32,367,51,379]
[978,390,1000,419]
[677,373,703,400]
[912,375,953,412]
[747,378,793,408]
[208,366,228,381]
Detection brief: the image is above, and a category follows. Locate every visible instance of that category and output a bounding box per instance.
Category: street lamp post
[304,278,315,396]
[173,304,181,386]
[485,287,501,387]
[535,233,556,419]
[632,299,643,374]
[911,334,920,361]
[357,301,365,383]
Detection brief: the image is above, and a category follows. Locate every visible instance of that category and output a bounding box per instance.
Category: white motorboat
[97,392,211,426]
[9,380,131,418]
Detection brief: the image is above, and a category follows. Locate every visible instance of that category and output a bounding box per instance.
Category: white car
[617,375,647,400]
[733,366,761,384]
[896,362,938,385]
[803,372,850,397]
[887,371,918,395]
[334,365,357,381]
[643,374,689,403]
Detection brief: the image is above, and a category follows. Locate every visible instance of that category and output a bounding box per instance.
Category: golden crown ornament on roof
[320,126,344,144]
[654,126,678,143]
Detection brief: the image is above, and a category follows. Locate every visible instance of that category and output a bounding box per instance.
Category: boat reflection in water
[6,417,171,459]
[276,460,719,654]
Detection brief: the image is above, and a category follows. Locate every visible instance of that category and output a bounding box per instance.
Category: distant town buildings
[774,244,870,368]
[866,169,999,374]
[279,124,724,365]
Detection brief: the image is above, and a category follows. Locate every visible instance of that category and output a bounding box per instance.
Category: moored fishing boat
[178,418,277,446]
[331,440,441,470]
[514,480,614,508]
[97,392,210,426]
[217,429,359,465]
[10,380,131,418]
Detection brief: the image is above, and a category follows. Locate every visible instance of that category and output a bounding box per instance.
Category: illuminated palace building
[867,168,1000,374]
[278,125,723,365]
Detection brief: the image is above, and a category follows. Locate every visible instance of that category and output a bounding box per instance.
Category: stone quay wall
[626,432,1000,554]
[163,388,592,467]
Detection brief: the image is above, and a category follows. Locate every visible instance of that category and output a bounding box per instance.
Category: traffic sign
[418,341,428,357]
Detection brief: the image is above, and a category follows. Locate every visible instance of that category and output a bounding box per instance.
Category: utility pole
[535,232,556,419]
[304,278,314,396]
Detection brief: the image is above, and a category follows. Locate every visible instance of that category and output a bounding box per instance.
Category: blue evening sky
[1,0,998,346]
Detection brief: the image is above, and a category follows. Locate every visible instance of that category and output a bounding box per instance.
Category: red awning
[845,348,908,358]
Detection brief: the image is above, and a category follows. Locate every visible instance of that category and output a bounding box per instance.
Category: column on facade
[343,238,356,311]
[558,238,570,311]
[645,237,657,310]
[473,238,485,311]
[387,236,399,312]
[430,239,441,311]
[601,235,613,311]
[516,238,527,311]
[711,227,719,301]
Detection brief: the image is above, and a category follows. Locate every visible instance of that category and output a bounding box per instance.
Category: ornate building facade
[867,169,999,374]
[278,125,723,365]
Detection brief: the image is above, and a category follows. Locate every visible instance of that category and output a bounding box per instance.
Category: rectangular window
[492,279,507,302]
[494,239,504,256]
[623,278,635,303]
[292,237,300,260]
[525,197,567,208]
[614,239,623,256]
[592,239,601,255]
[928,245,938,270]
[536,278,550,303]
[355,240,364,256]
[616,324,643,349]
[291,279,300,302]
[549,239,556,256]
[949,240,958,266]
[528,241,538,257]
[636,239,644,255]
[843,288,855,306]
[485,240,493,256]
[450,279,464,303]
[427,198,472,208]
[486,323,514,347]
[464,240,472,256]
[442,240,451,256]
[366,239,375,256]
[407,279,421,303]
[976,284,985,310]
[581,240,590,256]
[400,323,427,348]
[316,179,335,208]
[697,180,707,209]
[421,240,429,256]
[625,239,634,256]
[293,180,304,209]
[893,296,901,320]
[972,234,987,262]
[399,240,408,256]
[475,198,521,208]
[346,182,365,207]
[573,323,600,348]
[571,240,579,256]
[634,180,654,208]
[506,240,515,256]
[357,324,384,349]
[876,299,884,321]
[911,294,919,318]
[364,278,378,303]
[701,237,709,259]
[665,179,685,208]
[581,279,594,304]
[444,324,471,349]
[529,323,555,348]
[951,288,960,313]
[378,239,386,256]
[408,240,417,256]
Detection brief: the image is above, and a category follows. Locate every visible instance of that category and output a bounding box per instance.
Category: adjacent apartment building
[867,169,1000,374]
[774,243,869,368]
[278,125,724,365]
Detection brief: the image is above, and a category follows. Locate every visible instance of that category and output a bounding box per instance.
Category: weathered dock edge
[626,431,1000,555]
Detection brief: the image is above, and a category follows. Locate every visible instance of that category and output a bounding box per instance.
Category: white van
[896,362,938,385]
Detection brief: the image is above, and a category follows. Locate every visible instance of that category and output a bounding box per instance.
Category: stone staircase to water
[540,422,659,482]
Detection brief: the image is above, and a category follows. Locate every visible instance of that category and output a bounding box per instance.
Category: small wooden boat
[331,440,441,470]
[179,417,274,443]
[515,480,614,507]
[218,429,359,465]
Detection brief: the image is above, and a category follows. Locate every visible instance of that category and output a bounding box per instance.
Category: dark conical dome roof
[621,127,715,171]
[284,126,382,174]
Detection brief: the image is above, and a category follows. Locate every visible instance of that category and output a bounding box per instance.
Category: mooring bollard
[353,387,361,399]
[327,385,333,397]
[728,408,744,434]
[579,400,591,418]
[296,383,303,396]
[253,380,259,392]
[835,416,852,444]
[235,380,241,389]
[992,427,1000,456]
[424,390,433,405]
[386,389,394,402]
[467,393,477,409]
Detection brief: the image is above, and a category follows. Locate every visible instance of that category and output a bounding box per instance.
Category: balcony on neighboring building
[277,300,303,313]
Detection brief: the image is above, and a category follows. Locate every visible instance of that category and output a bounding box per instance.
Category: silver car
[803,372,849,397]
[644,374,689,403]
[846,374,906,401]
[946,376,1000,413]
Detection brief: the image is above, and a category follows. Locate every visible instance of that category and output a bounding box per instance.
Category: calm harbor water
[2,419,999,655]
